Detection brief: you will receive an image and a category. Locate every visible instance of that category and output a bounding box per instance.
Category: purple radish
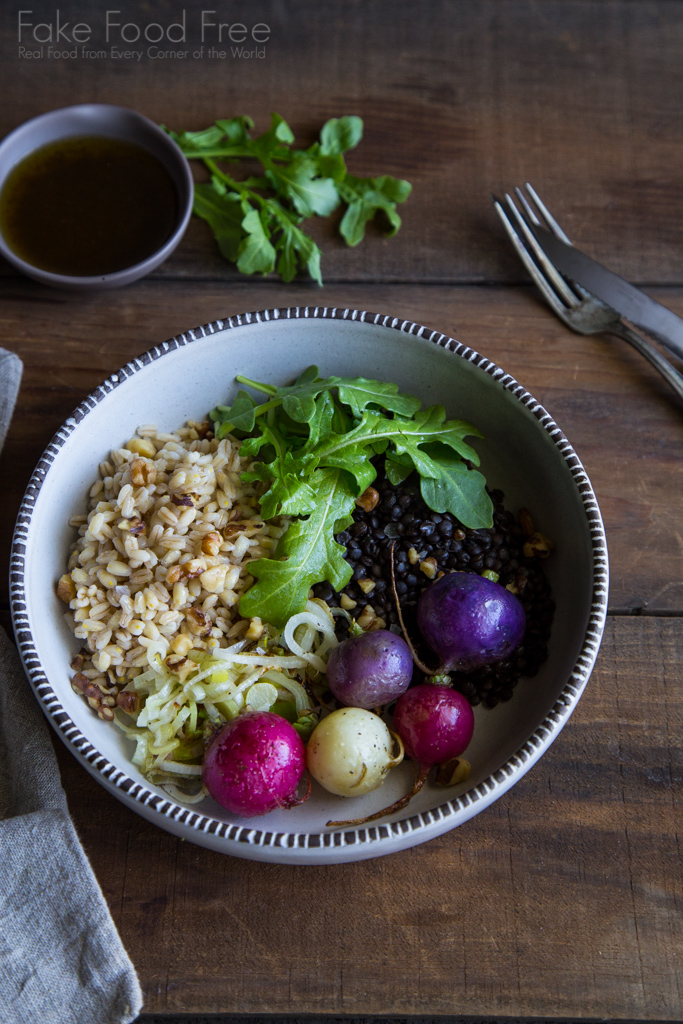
[326,683,474,827]
[203,711,308,817]
[417,572,525,673]
[326,629,413,709]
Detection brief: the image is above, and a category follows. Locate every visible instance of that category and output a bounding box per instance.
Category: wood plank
[49,616,683,1018]
[1,278,682,613]
[1,1,683,284]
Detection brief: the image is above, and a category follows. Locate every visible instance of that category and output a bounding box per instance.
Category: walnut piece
[419,557,438,579]
[201,532,223,556]
[57,574,76,603]
[186,608,212,637]
[355,487,380,512]
[523,532,555,559]
[116,690,141,716]
[130,458,157,487]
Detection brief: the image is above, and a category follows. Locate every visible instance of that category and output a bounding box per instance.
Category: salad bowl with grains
[11,307,608,864]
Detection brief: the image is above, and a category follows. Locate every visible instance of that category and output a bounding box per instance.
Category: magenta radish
[326,629,413,709]
[417,572,526,673]
[394,684,474,766]
[326,683,474,827]
[202,711,308,817]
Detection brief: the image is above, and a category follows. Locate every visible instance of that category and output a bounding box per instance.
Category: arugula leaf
[268,368,420,425]
[238,468,355,628]
[192,185,245,261]
[266,153,339,218]
[265,204,323,284]
[336,378,420,419]
[164,113,411,283]
[306,406,482,475]
[338,174,413,246]
[319,116,364,156]
[388,405,482,467]
[419,446,493,528]
[385,451,414,486]
[249,112,296,158]
[219,389,257,433]
[236,207,277,275]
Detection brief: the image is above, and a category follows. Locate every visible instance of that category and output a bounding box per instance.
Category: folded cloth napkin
[0,350,143,1024]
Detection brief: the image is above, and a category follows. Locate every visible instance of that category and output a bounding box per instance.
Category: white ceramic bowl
[11,307,608,864]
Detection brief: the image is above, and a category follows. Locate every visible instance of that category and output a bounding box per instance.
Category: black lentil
[312,464,555,709]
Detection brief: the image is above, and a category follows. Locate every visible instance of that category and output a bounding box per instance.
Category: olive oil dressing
[0,136,178,276]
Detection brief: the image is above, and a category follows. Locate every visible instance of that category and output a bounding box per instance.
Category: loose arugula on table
[163,114,411,284]
[209,369,493,629]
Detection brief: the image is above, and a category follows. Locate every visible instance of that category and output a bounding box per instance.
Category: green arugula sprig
[164,114,411,284]
[210,368,493,628]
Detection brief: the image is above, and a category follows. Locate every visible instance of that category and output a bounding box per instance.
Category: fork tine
[523,183,572,244]
[493,197,570,317]
[503,193,580,308]
[514,186,541,227]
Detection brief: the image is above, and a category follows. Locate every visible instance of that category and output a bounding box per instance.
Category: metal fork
[494,184,683,402]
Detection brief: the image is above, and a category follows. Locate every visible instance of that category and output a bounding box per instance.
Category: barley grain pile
[58,420,285,720]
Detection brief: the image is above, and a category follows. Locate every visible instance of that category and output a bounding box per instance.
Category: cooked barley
[60,425,282,703]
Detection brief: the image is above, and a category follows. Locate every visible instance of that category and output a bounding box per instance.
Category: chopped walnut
[183,558,207,579]
[435,757,471,787]
[171,492,199,507]
[223,520,263,539]
[188,419,213,440]
[340,594,357,611]
[419,557,438,579]
[523,532,555,559]
[186,608,212,636]
[356,604,386,631]
[71,672,116,714]
[128,517,146,535]
[506,568,531,595]
[70,672,90,694]
[130,458,157,487]
[358,578,376,594]
[201,532,223,556]
[116,690,141,716]
[165,654,196,680]
[355,486,379,512]
[57,574,76,603]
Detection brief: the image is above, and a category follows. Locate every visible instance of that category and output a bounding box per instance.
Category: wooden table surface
[2,2,683,1019]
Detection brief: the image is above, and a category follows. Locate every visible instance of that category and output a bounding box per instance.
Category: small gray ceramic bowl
[11,308,609,864]
[0,104,193,289]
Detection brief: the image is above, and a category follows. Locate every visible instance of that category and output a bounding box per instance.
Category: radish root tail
[326,762,429,828]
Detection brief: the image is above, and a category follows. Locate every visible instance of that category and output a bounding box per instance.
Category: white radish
[306,707,404,797]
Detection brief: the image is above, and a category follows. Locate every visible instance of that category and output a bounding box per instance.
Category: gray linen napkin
[0,350,143,1024]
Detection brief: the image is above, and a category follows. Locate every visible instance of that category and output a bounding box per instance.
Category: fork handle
[610,323,683,403]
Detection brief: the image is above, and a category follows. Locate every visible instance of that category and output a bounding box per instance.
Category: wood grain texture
[50,616,683,1018]
[1,278,681,613]
[2,1,683,284]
